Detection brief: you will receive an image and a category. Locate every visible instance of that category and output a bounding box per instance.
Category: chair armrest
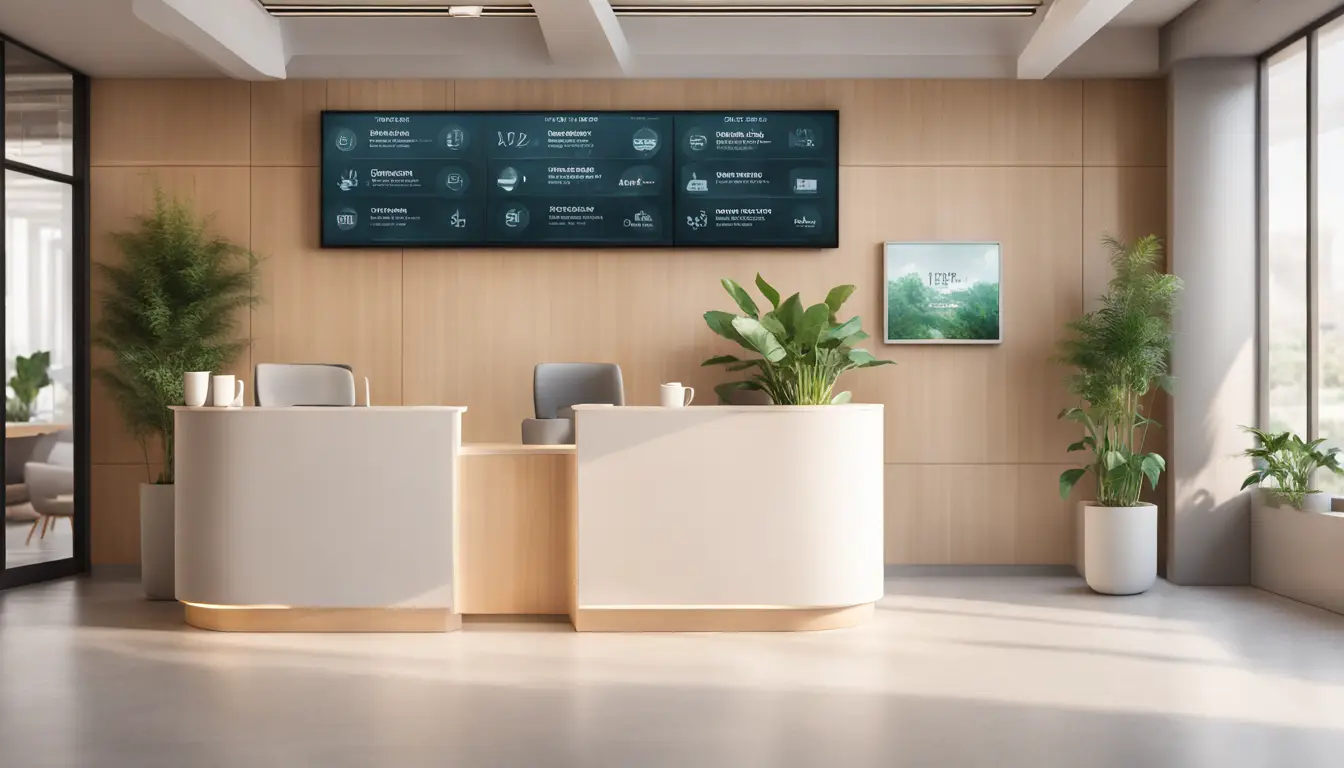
[24,462,73,515]
[522,418,574,445]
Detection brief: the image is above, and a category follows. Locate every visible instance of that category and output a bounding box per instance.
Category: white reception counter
[572,404,885,632]
[173,406,464,632]
[172,403,884,633]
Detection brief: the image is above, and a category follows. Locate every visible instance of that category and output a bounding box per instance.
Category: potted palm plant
[701,274,894,404]
[1057,235,1181,595]
[96,189,258,600]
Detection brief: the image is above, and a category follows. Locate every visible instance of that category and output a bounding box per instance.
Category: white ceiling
[0,0,1285,80]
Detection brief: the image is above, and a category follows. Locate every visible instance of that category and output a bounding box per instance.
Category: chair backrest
[533,363,624,419]
[31,428,74,467]
[255,363,357,407]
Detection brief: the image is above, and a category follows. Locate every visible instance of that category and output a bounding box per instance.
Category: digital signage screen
[321,110,838,249]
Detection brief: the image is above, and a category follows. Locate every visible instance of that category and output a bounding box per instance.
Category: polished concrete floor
[5,514,73,568]
[2,575,1343,767]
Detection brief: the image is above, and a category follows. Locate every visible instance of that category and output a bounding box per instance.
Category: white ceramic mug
[211,374,244,408]
[183,371,211,407]
[660,382,694,408]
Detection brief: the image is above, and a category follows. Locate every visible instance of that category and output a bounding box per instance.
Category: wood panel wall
[88,78,1168,567]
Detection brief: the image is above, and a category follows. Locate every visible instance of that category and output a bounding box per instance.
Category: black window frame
[0,32,90,589]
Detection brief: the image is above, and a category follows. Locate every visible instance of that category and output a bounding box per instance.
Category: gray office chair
[23,429,73,544]
[522,363,624,445]
[255,363,357,407]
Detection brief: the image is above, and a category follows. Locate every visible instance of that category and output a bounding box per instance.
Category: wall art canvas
[883,241,1002,344]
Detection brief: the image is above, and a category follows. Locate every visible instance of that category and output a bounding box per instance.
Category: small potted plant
[1243,426,1344,615]
[6,351,52,422]
[1057,235,1181,596]
[1239,427,1342,515]
[701,274,893,404]
[96,188,258,600]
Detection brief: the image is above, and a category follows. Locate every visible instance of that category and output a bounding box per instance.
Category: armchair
[522,363,624,445]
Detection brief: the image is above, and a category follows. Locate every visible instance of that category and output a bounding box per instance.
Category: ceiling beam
[530,0,631,73]
[132,0,288,80]
[1016,0,1136,79]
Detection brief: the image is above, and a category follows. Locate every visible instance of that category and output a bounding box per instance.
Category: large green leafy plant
[1239,426,1343,510]
[1057,235,1181,506]
[95,189,258,484]
[702,275,893,405]
[6,350,52,422]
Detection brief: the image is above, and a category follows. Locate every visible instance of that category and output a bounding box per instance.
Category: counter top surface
[572,404,882,412]
[462,443,576,455]
[171,406,467,412]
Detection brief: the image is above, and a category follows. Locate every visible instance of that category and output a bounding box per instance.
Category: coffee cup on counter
[184,371,211,407]
[660,382,694,409]
[211,374,245,408]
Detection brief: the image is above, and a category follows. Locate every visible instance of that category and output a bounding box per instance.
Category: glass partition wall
[1,36,88,588]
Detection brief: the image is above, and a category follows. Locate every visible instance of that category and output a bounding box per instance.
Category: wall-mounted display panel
[320,110,838,249]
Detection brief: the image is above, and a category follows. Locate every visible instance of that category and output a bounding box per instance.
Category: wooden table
[5,422,70,439]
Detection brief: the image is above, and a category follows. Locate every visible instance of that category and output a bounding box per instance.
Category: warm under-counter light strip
[264,4,1039,17]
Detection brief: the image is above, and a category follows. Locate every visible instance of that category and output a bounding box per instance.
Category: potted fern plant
[96,189,258,599]
[1056,235,1181,595]
[701,274,893,404]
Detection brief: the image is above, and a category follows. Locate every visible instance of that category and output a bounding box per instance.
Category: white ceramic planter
[140,483,175,600]
[1251,493,1344,616]
[1083,503,1157,596]
[1074,501,1090,578]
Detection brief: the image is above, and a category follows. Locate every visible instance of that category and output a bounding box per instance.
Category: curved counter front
[173,406,465,632]
[572,404,885,632]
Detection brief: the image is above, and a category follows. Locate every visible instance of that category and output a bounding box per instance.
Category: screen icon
[337,170,358,191]
[789,128,817,148]
[334,128,357,152]
[794,178,817,193]
[335,208,358,231]
[624,210,655,230]
[449,209,468,229]
[685,173,708,193]
[686,130,708,152]
[686,211,709,231]
[502,205,530,232]
[445,173,466,193]
[444,127,465,149]
[632,127,660,154]
[497,167,523,192]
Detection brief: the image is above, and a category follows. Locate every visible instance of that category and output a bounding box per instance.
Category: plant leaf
[831,391,852,405]
[721,278,759,318]
[701,354,742,367]
[731,317,787,362]
[1140,454,1164,490]
[797,304,831,347]
[714,380,760,404]
[1104,451,1126,471]
[824,316,862,342]
[755,274,781,310]
[824,285,856,322]
[777,293,804,336]
[760,313,787,339]
[1059,468,1087,499]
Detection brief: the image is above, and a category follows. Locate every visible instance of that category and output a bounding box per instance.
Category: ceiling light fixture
[263,4,1040,18]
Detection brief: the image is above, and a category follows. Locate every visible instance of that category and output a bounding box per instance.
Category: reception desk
[173,404,884,633]
[571,404,885,631]
[173,406,464,632]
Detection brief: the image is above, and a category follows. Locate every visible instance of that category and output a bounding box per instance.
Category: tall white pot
[1083,503,1157,596]
[140,483,175,600]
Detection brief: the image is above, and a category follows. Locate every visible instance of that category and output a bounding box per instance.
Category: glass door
[1,37,88,588]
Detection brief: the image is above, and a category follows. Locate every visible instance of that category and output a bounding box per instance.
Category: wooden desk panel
[456,449,575,615]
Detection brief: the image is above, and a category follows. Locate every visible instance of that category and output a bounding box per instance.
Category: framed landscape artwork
[883,242,1002,344]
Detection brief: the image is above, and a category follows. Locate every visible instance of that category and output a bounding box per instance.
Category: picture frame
[882,241,1002,345]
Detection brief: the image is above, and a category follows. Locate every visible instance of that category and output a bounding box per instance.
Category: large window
[1,36,88,587]
[1262,11,1344,494]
